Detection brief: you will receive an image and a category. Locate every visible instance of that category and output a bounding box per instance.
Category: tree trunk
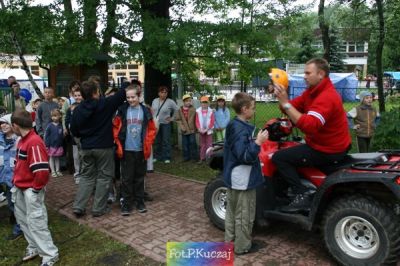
[140,0,172,104]
[375,0,385,112]
[318,0,330,61]
[101,0,118,54]
[82,0,100,41]
[14,38,44,99]
[62,0,79,39]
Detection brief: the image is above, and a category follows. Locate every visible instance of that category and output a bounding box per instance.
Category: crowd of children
[175,94,231,163]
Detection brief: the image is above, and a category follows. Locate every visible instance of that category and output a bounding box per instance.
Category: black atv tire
[323,195,400,265]
[204,177,227,231]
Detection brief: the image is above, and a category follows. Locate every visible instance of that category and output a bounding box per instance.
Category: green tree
[328,27,345,72]
[295,32,318,63]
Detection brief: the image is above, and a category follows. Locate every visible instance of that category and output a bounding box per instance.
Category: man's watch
[283,103,292,110]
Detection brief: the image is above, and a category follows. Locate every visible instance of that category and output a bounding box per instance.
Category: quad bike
[203,118,400,265]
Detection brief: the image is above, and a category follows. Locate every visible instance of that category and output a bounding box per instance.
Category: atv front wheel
[323,195,400,265]
[204,178,227,230]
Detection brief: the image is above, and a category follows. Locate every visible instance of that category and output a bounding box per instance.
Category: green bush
[371,107,400,150]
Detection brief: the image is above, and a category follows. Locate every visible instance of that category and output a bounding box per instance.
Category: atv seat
[320,153,388,175]
[347,152,387,163]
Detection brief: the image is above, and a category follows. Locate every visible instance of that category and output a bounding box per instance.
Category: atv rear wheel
[204,178,226,230]
[323,195,400,265]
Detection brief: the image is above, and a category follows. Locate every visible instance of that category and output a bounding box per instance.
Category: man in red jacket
[272,58,351,213]
[11,110,59,266]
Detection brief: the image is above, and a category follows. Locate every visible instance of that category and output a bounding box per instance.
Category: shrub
[371,106,400,150]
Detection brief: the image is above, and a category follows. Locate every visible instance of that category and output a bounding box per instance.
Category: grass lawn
[154,150,218,183]
[0,206,162,266]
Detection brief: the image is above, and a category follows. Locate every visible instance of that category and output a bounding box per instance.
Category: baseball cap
[182,94,192,101]
[0,114,12,125]
[200,96,209,103]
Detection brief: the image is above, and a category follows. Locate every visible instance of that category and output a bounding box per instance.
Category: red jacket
[289,77,351,153]
[113,103,157,160]
[13,129,50,190]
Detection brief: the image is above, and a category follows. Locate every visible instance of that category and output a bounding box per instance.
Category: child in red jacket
[11,110,59,266]
[113,85,156,216]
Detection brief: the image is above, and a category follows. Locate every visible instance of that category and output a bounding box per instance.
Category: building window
[129,71,138,79]
[116,72,126,77]
[356,42,365,52]
[128,64,138,69]
[30,66,40,76]
[348,42,356,52]
[115,64,125,70]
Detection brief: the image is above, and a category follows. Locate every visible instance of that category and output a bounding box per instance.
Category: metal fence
[173,85,371,129]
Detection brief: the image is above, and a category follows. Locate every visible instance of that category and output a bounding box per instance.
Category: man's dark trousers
[271,144,347,194]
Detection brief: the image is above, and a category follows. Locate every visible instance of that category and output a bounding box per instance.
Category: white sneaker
[41,256,59,266]
[56,171,63,177]
[164,160,170,164]
[51,172,57,178]
[22,249,39,261]
[107,193,116,204]
[74,177,80,184]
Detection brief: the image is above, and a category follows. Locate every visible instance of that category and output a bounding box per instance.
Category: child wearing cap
[195,96,215,162]
[175,94,198,162]
[347,91,380,152]
[214,95,231,142]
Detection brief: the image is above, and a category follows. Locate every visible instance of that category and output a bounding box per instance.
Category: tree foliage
[328,27,345,72]
[371,105,400,151]
[0,0,321,101]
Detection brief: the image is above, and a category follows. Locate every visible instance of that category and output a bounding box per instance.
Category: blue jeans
[182,133,198,161]
[5,185,23,236]
[155,123,171,161]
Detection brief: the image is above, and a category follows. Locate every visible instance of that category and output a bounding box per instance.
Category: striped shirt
[13,129,50,190]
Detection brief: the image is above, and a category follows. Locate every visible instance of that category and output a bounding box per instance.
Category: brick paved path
[46,173,336,265]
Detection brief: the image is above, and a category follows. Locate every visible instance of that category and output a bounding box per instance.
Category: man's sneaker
[5,232,23,241]
[153,158,158,163]
[121,203,132,216]
[280,192,312,213]
[22,249,39,261]
[107,193,116,204]
[92,206,111,218]
[73,208,86,218]
[136,201,147,213]
[40,256,59,266]
[56,171,63,177]
[0,192,6,202]
[51,172,57,178]
[74,177,80,184]
[235,240,266,255]
[164,160,170,164]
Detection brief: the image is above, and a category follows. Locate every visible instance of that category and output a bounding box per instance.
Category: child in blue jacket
[214,95,230,142]
[223,92,269,255]
[0,114,23,240]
